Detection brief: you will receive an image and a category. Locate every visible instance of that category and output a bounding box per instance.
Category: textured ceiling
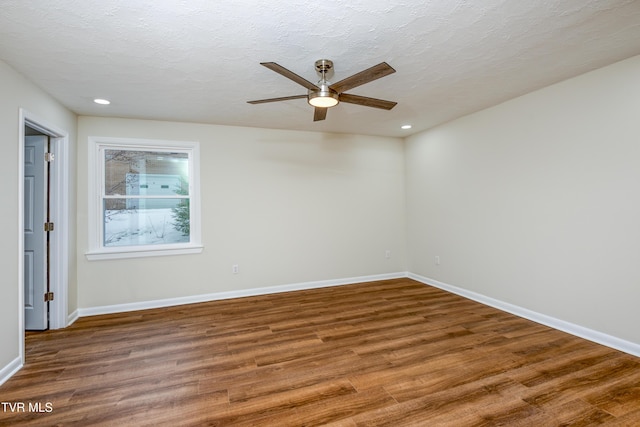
[2,0,640,137]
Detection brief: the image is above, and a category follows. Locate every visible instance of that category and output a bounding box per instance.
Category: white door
[24,135,48,330]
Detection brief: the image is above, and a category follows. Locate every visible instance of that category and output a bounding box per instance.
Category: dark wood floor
[1,278,639,426]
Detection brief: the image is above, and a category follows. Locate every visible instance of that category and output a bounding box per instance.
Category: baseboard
[67,309,79,327]
[0,356,22,387]
[78,272,409,317]
[408,273,640,358]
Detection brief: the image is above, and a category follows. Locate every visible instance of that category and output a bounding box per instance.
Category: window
[87,137,202,260]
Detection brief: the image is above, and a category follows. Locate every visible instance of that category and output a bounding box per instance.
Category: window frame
[86,136,202,260]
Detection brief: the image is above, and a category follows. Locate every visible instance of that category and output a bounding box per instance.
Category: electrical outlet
[232,264,239,274]
[385,250,391,259]
[435,256,440,266]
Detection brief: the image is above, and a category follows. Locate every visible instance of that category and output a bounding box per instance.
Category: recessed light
[401,124,412,130]
[94,98,111,105]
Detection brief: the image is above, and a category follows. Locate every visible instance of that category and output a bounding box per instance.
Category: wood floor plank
[584,374,640,417]
[1,278,638,426]
[352,375,540,426]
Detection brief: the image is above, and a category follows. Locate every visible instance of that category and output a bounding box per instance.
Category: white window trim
[86,136,203,260]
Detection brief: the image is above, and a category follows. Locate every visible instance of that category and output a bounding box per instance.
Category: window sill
[85,245,203,261]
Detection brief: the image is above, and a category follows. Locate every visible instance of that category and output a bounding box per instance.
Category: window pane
[104,198,190,247]
[105,150,189,196]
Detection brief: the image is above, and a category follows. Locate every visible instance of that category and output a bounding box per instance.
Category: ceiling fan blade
[329,62,396,94]
[338,93,397,110]
[261,62,319,90]
[313,107,327,121]
[247,94,307,104]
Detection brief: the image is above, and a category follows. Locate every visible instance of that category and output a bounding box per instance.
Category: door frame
[18,109,70,361]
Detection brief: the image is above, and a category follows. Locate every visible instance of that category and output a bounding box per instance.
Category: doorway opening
[18,109,70,362]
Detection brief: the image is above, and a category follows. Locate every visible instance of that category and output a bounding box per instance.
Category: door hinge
[44,222,55,232]
[45,152,55,162]
[44,292,54,302]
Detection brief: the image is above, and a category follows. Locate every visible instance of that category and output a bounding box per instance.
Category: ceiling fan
[247,59,397,121]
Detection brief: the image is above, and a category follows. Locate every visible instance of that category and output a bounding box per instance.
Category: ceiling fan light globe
[308,95,339,108]
[308,87,339,108]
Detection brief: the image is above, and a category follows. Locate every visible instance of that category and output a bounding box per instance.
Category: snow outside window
[86,137,202,260]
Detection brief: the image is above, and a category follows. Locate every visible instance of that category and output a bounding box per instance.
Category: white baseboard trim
[78,272,409,317]
[0,356,22,387]
[408,273,640,358]
[67,309,79,327]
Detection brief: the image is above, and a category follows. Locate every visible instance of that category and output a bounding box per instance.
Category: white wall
[0,59,76,379]
[406,55,640,345]
[77,117,406,308]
